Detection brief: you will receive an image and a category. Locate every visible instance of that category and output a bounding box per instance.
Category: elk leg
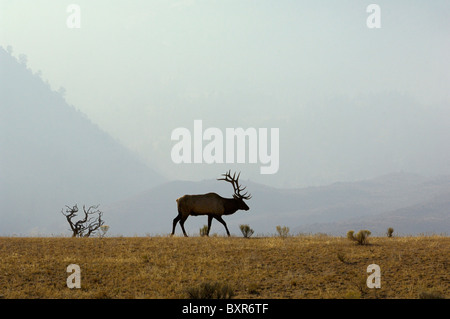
[207,215,213,236]
[171,214,181,236]
[214,216,230,237]
[179,215,189,237]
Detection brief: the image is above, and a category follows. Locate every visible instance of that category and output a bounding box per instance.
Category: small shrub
[387,227,394,238]
[186,282,235,299]
[276,225,290,238]
[347,229,371,245]
[199,225,208,237]
[347,230,355,241]
[247,283,260,295]
[355,230,371,245]
[239,224,254,238]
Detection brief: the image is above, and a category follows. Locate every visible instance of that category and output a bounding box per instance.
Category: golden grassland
[0,235,448,299]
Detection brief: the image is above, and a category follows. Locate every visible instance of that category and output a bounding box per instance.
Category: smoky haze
[1,1,450,187]
[1,1,450,235]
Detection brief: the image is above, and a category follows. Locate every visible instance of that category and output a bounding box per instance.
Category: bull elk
[172,170,252,237]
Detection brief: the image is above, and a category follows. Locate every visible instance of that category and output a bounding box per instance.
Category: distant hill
[293,191,450,236]
[105,172,450,236]
[0,47,164,235]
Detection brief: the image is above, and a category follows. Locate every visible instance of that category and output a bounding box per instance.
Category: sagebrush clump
[276,225,290,238]
[186,282,235,299]
[239,224,254,238]
[199,225,208,237]
[347,230,371,245]
[387,227,394,238]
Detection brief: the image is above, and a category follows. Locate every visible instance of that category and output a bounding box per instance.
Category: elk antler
[217,170,252,200]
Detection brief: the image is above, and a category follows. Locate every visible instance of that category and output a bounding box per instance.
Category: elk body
[172,171,251,237]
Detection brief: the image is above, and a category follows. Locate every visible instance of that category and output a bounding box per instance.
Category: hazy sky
[1,0,450,188]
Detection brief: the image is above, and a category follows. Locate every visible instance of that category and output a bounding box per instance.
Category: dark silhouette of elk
[172,170,252,237]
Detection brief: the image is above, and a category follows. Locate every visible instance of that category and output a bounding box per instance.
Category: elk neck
[222,197,240,215]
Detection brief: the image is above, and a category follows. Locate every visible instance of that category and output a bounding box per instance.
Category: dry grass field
[0,235,448,299]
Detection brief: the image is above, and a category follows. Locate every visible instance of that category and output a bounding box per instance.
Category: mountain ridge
[0,46,165,235]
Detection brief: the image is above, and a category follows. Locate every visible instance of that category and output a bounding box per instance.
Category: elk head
[217,170,252,211]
